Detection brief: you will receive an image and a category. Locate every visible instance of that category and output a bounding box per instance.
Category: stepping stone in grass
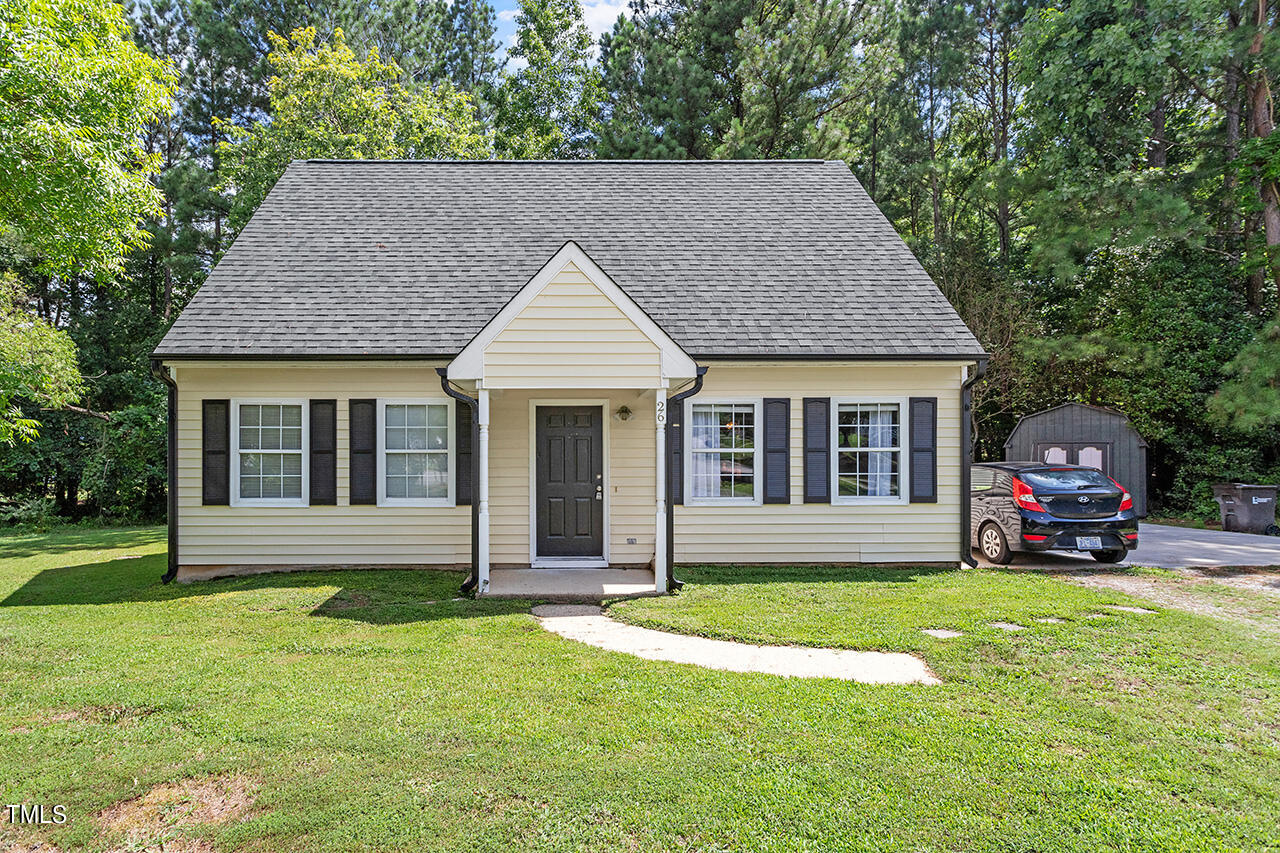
[1105,605,1156,615]
[1084,613,1110,619]
[989,622,1025,632]
[922,629,963,639]
[1035,617,1065,624]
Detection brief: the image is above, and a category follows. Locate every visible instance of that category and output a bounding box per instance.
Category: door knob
[595,485,603,500]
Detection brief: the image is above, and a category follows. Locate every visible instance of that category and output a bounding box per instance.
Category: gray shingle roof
[154,159,985,359]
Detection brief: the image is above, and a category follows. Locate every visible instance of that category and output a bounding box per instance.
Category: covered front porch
[443,241,701,598]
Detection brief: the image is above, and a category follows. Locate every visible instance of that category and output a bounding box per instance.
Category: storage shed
[1003,403,1148,516]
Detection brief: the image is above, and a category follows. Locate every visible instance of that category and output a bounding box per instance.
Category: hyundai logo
[1077,495,1091,503]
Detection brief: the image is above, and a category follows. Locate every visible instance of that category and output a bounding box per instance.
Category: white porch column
[654,388,668,594]
[477,385,491,594]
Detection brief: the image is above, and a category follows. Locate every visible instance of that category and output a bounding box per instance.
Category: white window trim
[376,397,456,508]
[230,398,309,508]
[684,398,764,507]
[830,396,910,507]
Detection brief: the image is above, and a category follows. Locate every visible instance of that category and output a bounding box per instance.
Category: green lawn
[1,528,1278,852]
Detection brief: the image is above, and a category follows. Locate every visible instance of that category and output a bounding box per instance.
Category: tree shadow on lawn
[0,525,166,561]
[0,554,529,625]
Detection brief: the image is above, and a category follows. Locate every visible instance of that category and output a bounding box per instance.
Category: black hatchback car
[971,462,1139,564]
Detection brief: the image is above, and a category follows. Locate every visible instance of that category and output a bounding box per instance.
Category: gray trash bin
[1212,483,1280,535]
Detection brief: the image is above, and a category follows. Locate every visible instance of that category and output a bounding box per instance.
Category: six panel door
[535,406,605,559]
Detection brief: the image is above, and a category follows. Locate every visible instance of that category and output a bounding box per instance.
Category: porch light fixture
[615,405,633,422]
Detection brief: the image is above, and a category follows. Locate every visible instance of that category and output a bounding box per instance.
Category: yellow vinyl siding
[481,263,661,388]
[673,362,966,564]
[173,363,469,570]
[169,358,968,573]
[487,388,657,566]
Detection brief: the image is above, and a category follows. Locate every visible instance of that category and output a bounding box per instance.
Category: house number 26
[656,399,667,425]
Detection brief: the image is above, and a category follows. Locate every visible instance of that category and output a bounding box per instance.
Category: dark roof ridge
[299,158,835,165]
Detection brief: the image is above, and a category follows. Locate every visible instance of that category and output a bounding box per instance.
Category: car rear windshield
[1018,468,1115,490]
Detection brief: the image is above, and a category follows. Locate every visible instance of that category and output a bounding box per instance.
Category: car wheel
[1091,549,1126,564]
[979,523,1012,565]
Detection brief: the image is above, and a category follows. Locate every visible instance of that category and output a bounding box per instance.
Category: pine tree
[716,0,866,159]
[595,0,753,159]
[494,0,601,158]
[443,0,501,93]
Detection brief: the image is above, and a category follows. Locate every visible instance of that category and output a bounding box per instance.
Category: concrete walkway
[533,605,940,685]
[976,523,1280,570]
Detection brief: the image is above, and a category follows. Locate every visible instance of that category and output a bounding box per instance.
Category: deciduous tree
[0,0,176,276]
[218,27,491,233]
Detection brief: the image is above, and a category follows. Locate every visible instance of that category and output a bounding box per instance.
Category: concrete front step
[484,568,659,601]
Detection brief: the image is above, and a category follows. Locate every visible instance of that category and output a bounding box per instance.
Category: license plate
[1076,536,1103,550]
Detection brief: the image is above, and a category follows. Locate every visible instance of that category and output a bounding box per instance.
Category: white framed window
[231,399,308,507]
[376,398,455,507]
[831,399,908,505]
[685,399,762,505]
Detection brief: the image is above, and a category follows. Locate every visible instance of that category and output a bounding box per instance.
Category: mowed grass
[0,529,1278,852]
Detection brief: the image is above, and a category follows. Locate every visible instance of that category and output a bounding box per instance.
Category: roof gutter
[960,359,989,568]
[149,360,180,584]
[666,366,708,591]
[437,368,480,595]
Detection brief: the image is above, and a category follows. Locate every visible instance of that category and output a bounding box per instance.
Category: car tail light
[1124,532,1138,540]
[1011,476,1046,512]
[1023,534,1049,542]
[1107,476,1134,511]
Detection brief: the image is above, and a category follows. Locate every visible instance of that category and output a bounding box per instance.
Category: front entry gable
[448,242,698,389]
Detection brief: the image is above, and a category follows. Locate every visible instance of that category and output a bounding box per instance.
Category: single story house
[151,159,988,596]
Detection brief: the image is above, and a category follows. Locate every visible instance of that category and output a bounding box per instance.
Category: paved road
[976,523,1280,569]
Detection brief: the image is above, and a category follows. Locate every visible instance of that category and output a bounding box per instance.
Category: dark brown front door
[536,406,604,559]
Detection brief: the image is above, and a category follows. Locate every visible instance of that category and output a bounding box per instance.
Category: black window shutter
[309,399,337,505]
[455,402,473,506]
[668,398,684,505]
[802,397,831,503]
[909,397,938,503]
[762,398,790,504]
[201,399,230,505]
[349,399,377,505]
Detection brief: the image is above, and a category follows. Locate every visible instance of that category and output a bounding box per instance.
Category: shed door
[1034,442,1112,474]
[535,406,605,559]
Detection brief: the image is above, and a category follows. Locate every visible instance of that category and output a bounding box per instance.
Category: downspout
[665,366,708,591]
[960,358,989,568]
[437,368,481,595]
[150,360,179,584]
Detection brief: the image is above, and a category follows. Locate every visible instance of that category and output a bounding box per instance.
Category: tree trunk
[869,110,878,198]
[1225,9,1243,258]
[1246,0,1280,312]
[1147,98,1168,168]
[996,20,1011,262]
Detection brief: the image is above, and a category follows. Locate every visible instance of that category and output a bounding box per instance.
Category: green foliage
[0,494,61,528]
[1212,320,1280,432]
[336,0,501,91]
[81,399,167,521]
[0,0,176,276]
[495,0,602,158]
[218,27,491,233]
[596,0,752,159]
[1014,244,1266,514]
[0,274,82,445]
[716,0,865,158]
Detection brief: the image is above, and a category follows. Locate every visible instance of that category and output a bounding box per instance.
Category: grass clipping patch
[96,773,257,851]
